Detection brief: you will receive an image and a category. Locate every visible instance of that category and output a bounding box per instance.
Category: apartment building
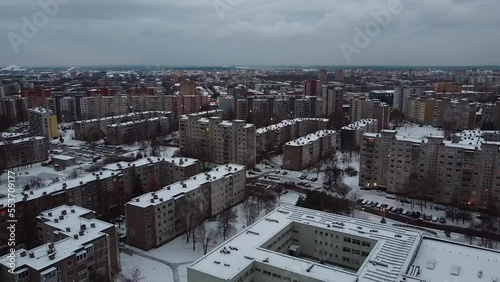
[180,81,197,95]
[405,97,434,125]
[303,80,321,96]
[129,95,209,116]
[179,114,256,168]
[432,99,476,131]
[283,130,337,171]
[229,96,324,128]
[77,95,129,120]
[321,86,344,120]
[46,96,78,122]
[105,116,170,145]
[340,119,378,150]
[28,107,59,139]
[350,98,390,130]
[73,111,172,141]
[0,170,124,246]
[189,205,500,282]
[126,164,246,250]
[478,101,500,129]
[0,137,48,170]
[104,157,200,194]
[256,118,329,153]
[0,96,28,122]
[0,205,120,282]
[359,130,500,209]
[393,86,422,113]
[434,82,463,94]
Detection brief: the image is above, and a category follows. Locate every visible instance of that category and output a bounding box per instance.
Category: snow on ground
[0,165,68,196]
[119,253,174,282]
[51,129,87,147]
[178,264,189,282]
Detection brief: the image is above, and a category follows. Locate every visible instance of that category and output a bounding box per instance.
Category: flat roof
[0,205,113,271]
[0,170,119,207]
[128,164,245,208]
[0,136,45,146]
[342,119,377,131]
[285,130,336,147]
[51,155,75,161]
[256,118,329,135]
[189,205,424,282]
[103,157,198,171]
[407,237,499,282]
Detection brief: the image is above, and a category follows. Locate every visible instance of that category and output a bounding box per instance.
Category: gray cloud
[1,0,499,66]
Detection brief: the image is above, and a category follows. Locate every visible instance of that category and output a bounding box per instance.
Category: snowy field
[394,123,445,139]
[119,253,173,282]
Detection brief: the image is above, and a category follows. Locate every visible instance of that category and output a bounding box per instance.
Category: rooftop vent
[74,234,79,240]
[54,218,59,223]
[71,209,75,213]
[48,212,52,217]
[29,252,34,258]
[79,230,84,236]
[90,223,96,228]
[20,251,27,257]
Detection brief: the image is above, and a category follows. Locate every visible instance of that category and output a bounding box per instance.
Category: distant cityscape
[0,64,499,282]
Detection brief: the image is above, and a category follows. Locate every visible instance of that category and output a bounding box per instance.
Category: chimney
[66,227,71,232]
[73,234,79,239]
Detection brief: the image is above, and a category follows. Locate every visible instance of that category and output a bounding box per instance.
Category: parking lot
[357,198,447,224]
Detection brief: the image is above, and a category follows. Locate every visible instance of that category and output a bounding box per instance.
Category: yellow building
[29,107,59,139]
[180,81,197,96]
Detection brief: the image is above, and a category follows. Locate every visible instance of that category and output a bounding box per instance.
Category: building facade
[283,130,338,171]
[28,108,59,139]
[179,114,256,168]
[126,164,246,250]
[359,130,500,209]
[0,205,120,282]
[105,116,170,145]
[0,137,48,170]
[340,119,378,150]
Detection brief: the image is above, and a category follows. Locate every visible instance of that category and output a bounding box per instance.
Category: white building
[188,205,500,282]
[283,130,337,171]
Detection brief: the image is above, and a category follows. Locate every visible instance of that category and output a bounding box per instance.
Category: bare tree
[176,199,203,244]
[120,267,144,282]
[217,207,238,241]
[196,225,218,255]
[242,198,260,226]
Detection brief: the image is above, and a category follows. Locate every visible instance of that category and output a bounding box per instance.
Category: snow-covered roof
[0,205,114,271]
[406,237,499,282]
[128,164,245,208]
[285,130,336,147]
[190,205,500,282]
[51,154,75,161]
[342,119,377,131]
[256,118,329,135]
[0,136,45,146]
[0,170,119,207]
[103,157,198,171]
[189,205,423,282]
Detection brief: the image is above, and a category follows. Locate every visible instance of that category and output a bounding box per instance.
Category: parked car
[395,208,403,214]
[414,212,421,219]
[282,171,288,175]
[381,204,389,209]
[356,199,364,204]
[310,177,318,182]
[366,201,373,206]
[304,184,312,188]
[400,198,412,204]
[361,200,369,205]
[376,203,382,208]
[402,210,409,215]
[253,168,262,172]
[299,174,307,180]
[439,216,446,224]
[248,171,256,175]
[273,170,280,174]
[370,202,379,208]
[432,216,438,222]
[425,214,432,221]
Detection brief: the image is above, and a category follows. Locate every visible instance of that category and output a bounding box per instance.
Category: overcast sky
[1,0,499,67]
